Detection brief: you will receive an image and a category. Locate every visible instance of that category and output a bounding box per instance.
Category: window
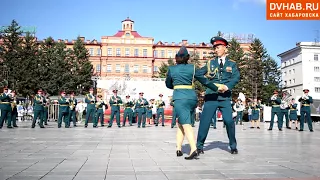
[315,87,320,93]
[107,48,112,56]
[154,50,158,57]
[289,89,292,94]
[125,33,130,37]
[143,65,148,73]
[125,64,129,73]
[134,65,139,73]
[315,66,320,72]
[289,70,291,74]
[292,59,295,63]
[161,50,165,58]
[115,64,121,73]
[89,48,94,56]
[284,62,286,66]
[203,51,207,59]
[284,81,287,86]
[102,65,107,72]
[292,69,295,73]
[284,71,287,76]
[96,64,101,72]
[293,89,295,93]
[168,50,172,58]
[134,49,139,57]
[143,49,147,57]
[293,79,295,83]
[107,64,112,72]
[125,48,130,56]
[97,48,101,56]
[153,66,158,72]
[314,54,319,61]
[315,77,320,82]
[116,48,121,56]
[289,80,291,84]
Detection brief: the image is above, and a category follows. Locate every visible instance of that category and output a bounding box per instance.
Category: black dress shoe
[268,128,272,131]
[185,150,199,160]
[101,124,104,127]
[257,127,260,129]
[250,127,254,129]
[287,127,291,129]
[231,149,238,154]
[310,130,314,132]
[279,129,282,131]
[7,126,13,128]
[197,149,204,154]
[13,125,18,127]
[299,129,303,131]
[176,150,183,157]
[213,127,216,129]
[107,126,111,128]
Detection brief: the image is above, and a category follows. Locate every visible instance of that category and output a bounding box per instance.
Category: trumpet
[271,95,277,100]
[95,100,104,109]
[69,98,75,110]
[302,94,308,100]
[11,97,17,110]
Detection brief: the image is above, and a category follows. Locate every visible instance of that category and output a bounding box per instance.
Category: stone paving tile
[1,121,320,180]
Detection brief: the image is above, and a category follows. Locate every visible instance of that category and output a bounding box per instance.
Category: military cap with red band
[210,36,228,47]
[303,89,309,93]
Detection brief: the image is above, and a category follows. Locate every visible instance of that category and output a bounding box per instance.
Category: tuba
[69,98,75,110]
[280,91,292,109]
[95,100,102,109]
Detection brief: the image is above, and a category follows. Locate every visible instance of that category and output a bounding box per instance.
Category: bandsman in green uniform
[250,99,261,129]
[32,89,45,128]
[233,99,244,125]
[58,90,70,128]
[122,95,134,126]
[268,90,283,131]
[108,90,122,128]
[170,97,177,128]
[85,88,96,128]
[135,92,149,128]
[95,95,107,127]
[155,94,165,126]
[289,98,298,130]
[166,46,219,160]
[69,92,78,127]
[298,89,313,132]
[43,91,50,125]
[10,90,18,128]
[280,91,291,129]
[146,99,154,125]
[196,37,240,155]
[0,87,13,129]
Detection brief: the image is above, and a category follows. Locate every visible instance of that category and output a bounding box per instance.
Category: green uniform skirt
[174,99,197,125]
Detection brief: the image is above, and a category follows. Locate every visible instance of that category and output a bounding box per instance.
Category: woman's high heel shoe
[185,150,198,160]
[176,150,183,157]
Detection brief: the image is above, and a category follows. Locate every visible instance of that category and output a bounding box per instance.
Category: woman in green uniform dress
[165,46,219,160]
[250,99,261,129]
[289,98,298,130]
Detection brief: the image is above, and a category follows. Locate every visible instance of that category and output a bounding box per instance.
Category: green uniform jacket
[58,96,69,113]
[165,64,218,101]
[34,94,44,111]
[109,96,122,111]
[0,93,12,111]
[85,94,96,110]
[96,100,107,111]
[197,57,240,101]
[124,100,134,108]
[270,97,281,112]
[156,100,165,109]
[135,98,149,113]
[299,96,313,111]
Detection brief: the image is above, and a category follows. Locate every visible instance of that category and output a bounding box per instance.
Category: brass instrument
[86,94,96,103]
[95,100,102,109]
[156,100,165,108]
[11,96,17,110]
[69,97,75,110]
[271,95,277,101]
[234,101,244,111]
[302,94,309,100]
[280,91,292,109]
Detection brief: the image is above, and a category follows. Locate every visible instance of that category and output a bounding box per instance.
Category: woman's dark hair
[175,54,190,64]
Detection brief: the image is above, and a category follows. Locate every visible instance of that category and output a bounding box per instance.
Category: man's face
[139,93,143,98]
[4,89,8,94]
[214,45,227,57]
[61,93,66,97]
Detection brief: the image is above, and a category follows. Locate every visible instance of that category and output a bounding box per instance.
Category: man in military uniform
[298,89,313,132]
[155,94,165,126]
[69,92,78,127]
[32,89,45,128]
[10,90,18,128]
[43,91,50,125]
[196,36,240,154]
[58,90,70,128]
[123,95,134,126]
[108,90,122,128]
[268,90,283,131]
[0,87,13,129]
[95,95,107,127]
[135,92,149,128]
[280,91,291,129]
[85,88,96,128]
[170,97,177,128]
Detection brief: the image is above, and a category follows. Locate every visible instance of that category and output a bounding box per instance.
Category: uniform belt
[90,103,95,104]
[139,106,145,108]
[98,108,103,109]
[272,105,280,107]
[174,85,194,89]
[60,105,69,106]
[290,109,296,110]
[125,107,131,109]
[113,104,120,106]
[302,104,310,106]
[0,102,10,104]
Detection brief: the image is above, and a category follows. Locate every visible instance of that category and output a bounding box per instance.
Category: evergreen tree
[72,36,93,94]
[0,20,23,90]
[157,58,175,78]
[189,53,205,95]
[248,38,267,100]
[262,55,281,104]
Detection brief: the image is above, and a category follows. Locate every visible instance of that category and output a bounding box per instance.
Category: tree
[157,58,174,78]
[248,38,267,100]
[189,52,205,96]
[72,36,93,94]
[262,56,281,104]
[227,38,249,98]
[0,20,23,91]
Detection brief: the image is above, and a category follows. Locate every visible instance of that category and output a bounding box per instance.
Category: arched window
[126,24,129,29]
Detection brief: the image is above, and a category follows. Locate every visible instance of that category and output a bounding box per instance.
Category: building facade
[61,17,251,78]
[278,42,320,99]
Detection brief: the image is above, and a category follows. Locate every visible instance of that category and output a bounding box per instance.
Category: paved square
[0,121,320,180]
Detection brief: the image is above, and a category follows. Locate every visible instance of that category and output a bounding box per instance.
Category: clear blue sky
[2,0,319,65]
